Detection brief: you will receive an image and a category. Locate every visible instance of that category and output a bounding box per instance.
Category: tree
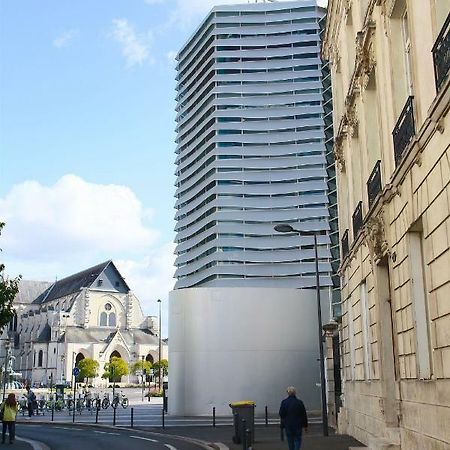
[0,222,21,330]
[129,359,152,375]
[102,356,129,382]
[77,358,99,382]
[152,359,168,376]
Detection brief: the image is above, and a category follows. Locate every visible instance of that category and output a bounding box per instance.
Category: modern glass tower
[174,0,333,292]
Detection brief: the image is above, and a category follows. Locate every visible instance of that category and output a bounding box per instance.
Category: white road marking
[130,436,159,443]
[164,445,177,450]
[93,431,109,434]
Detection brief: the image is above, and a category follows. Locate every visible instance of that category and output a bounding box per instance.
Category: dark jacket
[279,395,308,432]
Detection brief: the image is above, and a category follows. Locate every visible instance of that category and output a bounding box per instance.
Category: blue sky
[0,0,326,332]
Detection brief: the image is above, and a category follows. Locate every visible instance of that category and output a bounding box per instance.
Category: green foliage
[0,223,21,330]
[77,358,99,381]
[152,359,168,376]
[129,359,152,375]
[102,356,129,381]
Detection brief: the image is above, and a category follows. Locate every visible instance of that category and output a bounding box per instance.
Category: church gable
[92,262,129,293]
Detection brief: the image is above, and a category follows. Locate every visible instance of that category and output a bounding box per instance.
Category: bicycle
[101,393,110,409]
[111,391,129,409]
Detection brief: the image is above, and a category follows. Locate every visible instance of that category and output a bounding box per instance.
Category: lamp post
[274,223,329,437]
[157,299,162,392]
[2,340,11,401]
[141,355,145,402]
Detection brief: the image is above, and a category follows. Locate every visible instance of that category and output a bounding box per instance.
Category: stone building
[1,261,166,386]
[323,1,449,449]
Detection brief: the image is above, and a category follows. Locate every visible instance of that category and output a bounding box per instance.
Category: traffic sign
[73,367,80,377]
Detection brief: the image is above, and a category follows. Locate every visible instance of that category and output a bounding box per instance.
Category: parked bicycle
[111,391,128,409]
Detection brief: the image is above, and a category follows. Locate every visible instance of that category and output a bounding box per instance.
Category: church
[1,260,165,386]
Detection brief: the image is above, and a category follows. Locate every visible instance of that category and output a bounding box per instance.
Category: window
[38,350,43,367]
[401,11,414,95]
[409,226,432,379]
[360,281,372,380]
[347,297,356,380]
[99,303,117,327]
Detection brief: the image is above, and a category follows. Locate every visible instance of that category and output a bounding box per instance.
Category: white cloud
[0,174,159,261]
[111,18,152,67]
[53,29,79,49]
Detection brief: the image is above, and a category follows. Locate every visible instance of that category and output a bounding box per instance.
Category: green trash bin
[229,400,255,444]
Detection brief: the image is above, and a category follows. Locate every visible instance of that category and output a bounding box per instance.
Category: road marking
[93,431,109,434]
[130,436,159,443]
[164,445,177,450]
[213,444,228,450]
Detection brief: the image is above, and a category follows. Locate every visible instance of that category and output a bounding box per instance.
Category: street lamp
[157,299,162,392]
[2,339,12,401]
[274,223,329,437]
[141,355,145,402]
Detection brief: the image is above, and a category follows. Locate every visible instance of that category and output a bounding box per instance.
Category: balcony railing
[432,13,450,91]
[352,201,363,238]
[367,160,382,208]
[341,229,349,259]
[392,96,415,167]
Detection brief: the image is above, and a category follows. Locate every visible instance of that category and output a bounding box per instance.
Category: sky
[0,0,327,336]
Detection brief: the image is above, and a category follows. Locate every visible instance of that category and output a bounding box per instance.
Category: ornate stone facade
[323,1,450,449]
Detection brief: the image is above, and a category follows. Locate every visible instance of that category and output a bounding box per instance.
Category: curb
[16,436,51,450]
[18,420,226,450]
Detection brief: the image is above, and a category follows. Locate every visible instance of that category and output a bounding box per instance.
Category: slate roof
[32,260,126,304]
[36,323,52,343]
[60,327,158,345]
[15,280,52,305]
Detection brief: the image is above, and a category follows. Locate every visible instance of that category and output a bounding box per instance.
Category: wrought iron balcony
[367,160,382,208]
[352,201,363,238]
[341,229,349,259]
[392,96,415,167]
[433,13,450,91]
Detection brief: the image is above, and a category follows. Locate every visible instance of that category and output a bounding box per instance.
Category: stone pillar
[323,321,340,429]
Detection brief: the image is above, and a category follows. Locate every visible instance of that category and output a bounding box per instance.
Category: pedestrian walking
[279,386,308,450]
[1,393,18,444]
[25,386,36,417]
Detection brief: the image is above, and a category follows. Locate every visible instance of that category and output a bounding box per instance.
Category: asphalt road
[17,424,211,450]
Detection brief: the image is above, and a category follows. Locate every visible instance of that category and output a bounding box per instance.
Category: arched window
[145,354,154,364]
[100,312,107,326]
[108,312,116,327]
[99,303,117,327]
[38,350,43,367]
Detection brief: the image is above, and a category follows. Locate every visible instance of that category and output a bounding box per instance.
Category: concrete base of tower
[168,287,331,416]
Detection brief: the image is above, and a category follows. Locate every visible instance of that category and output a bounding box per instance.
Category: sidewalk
[5,437,33,449]
[151,424,365,450]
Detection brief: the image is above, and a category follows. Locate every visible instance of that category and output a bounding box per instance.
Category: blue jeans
[2,421,15,443]
[285,429,302,450]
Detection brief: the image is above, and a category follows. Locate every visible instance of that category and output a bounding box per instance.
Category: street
[17,424,210,450]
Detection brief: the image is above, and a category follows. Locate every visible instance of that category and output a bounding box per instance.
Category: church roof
[32,260,129,304]
[15,280,53,305]
[60,327,158,346]
[36,323,52,343]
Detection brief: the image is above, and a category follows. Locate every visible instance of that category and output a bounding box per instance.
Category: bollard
[51,405,54,422]
[131,407,134,428]
[113,406,117,426]
[265,406,268,426]
[241,419,247,450]
[213,407,216,427]
[162,407,165,429]
[95,406,99,424]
